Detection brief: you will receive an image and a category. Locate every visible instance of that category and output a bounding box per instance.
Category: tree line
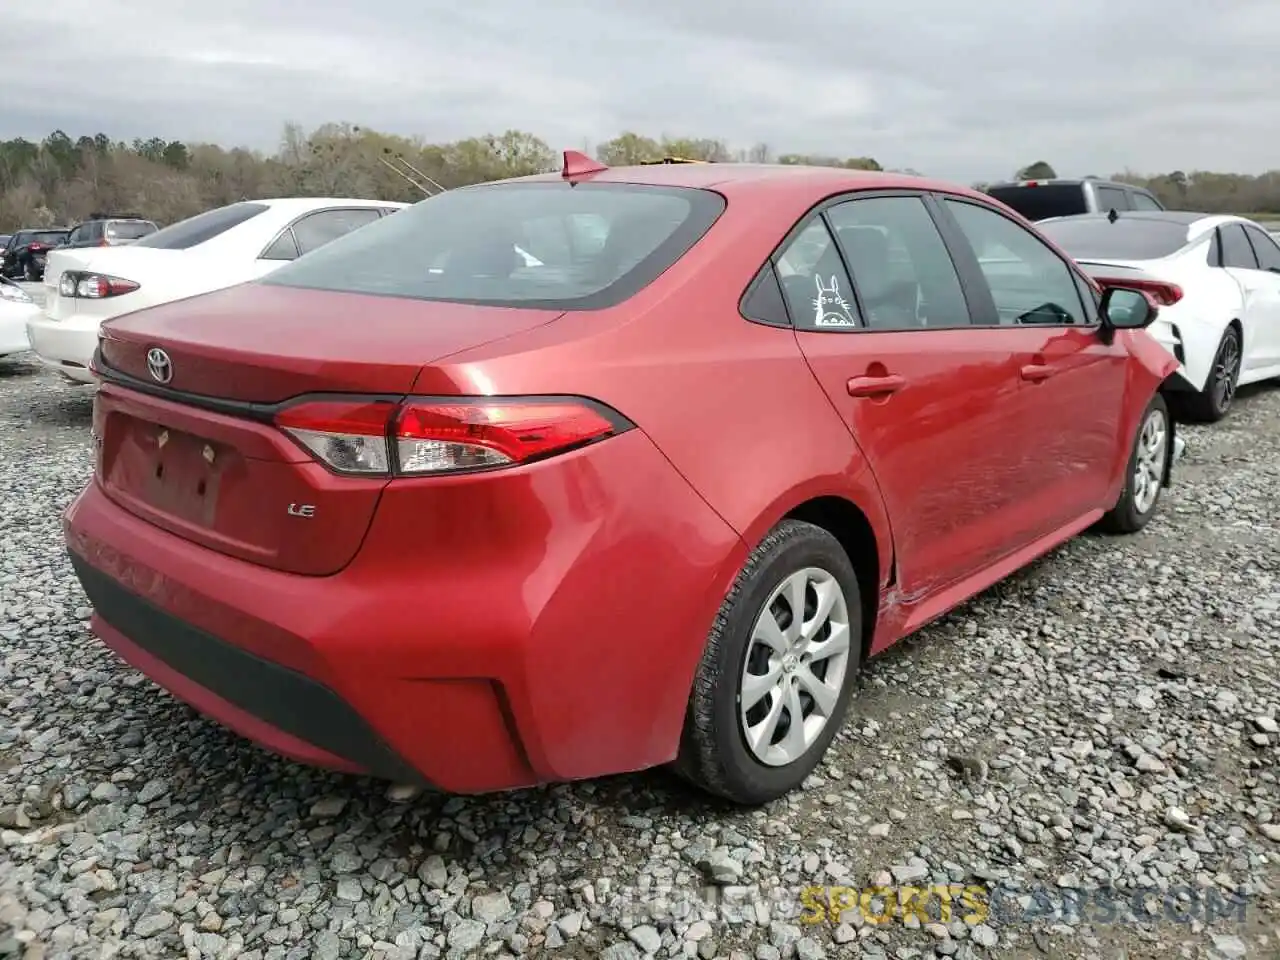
[1,128,1277,232]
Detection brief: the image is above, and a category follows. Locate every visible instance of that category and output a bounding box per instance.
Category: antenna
[562,150,608,178]
[379,150,445,197]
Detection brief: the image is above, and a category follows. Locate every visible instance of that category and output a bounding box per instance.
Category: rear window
[1037,217,1192,261]
[986,184,1089,221]
[260,182,726,310]
[29,231,67,245]
[134,202,269,250]
[106,220,157,240]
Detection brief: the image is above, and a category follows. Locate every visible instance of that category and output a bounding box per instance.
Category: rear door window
[774,218,862,330]
[826,195,971,330]
[134,202,270,250]
[1219,224,1259,269]
[290,208,382,256]
[261,182,726,310]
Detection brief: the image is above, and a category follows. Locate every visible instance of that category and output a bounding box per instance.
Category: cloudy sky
[5,0,1278,184]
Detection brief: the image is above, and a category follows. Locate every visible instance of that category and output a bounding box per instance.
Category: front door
[933,195,1129,537]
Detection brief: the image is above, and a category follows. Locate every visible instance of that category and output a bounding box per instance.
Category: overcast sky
[5,0,1278,184]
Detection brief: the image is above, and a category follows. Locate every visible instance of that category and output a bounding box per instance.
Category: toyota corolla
[65,153,1180,805]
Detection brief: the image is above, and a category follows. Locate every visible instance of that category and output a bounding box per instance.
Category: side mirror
[1100,286,1158,329]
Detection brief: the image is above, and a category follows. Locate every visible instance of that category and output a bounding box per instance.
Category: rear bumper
[64,429,744,793]
[71,553,422,782]
[27,313,99,382]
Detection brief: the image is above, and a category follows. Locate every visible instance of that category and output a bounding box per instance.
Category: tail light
[274,396,633,477]
[58,271,140,299]
[1093,276,1183,306]
[28,243,45,252]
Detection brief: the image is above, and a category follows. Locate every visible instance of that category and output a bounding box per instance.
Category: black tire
[673,519,863,805]
[1099,392,1171,534]
[1178,325,1241,423]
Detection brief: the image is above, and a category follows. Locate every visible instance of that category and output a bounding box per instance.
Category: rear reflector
[1092,276,1183,306]
[275,396,632,477]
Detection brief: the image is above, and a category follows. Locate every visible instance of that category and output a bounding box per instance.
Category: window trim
[930,194,1097,330]
[738,187,985,334]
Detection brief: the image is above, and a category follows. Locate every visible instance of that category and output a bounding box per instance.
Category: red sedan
[65,154,1179,805]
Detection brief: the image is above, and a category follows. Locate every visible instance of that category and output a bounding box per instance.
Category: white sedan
[28,197,408,384]
[0,278,41,356]
[1038,211,1280,422]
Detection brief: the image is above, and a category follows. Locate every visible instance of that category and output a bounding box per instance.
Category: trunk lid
[93,283,563,575]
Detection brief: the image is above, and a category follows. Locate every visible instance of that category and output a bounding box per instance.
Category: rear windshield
[987,184,1089,221]
[27,231,67,245]
[1037,217,1192,260]
[134,202,269,250]
[260,182,726,310]
[106,220,157,240]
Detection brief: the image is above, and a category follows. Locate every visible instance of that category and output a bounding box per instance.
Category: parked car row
[49,155,1198,807]
[27,198,406,382]
[0,215,158,282]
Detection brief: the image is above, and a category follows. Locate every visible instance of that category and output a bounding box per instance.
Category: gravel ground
[0,319,1277,960]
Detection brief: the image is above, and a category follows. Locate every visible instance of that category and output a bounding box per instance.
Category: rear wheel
[674,520,862,805]
[1099,393,1170,534]
[1180,326,1241,423]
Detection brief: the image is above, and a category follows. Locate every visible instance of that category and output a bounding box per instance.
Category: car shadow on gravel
[0,357,41,379]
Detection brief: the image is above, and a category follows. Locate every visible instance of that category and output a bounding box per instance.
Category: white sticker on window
[812,274,858,327]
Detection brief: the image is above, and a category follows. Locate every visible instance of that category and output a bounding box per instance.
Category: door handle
[847,374,906,397]
[1020,363,1055,382]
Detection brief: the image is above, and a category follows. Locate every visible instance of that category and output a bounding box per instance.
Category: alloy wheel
[1132,406,1168,516]
[738,567,851,767]
[1212,331,1241,414]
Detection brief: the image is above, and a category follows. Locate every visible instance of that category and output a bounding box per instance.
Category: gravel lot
[0,293,1276,960]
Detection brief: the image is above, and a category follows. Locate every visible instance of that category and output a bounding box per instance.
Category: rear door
[934,195,1129,534]
[1238,224,1280,371]
[785,191,1061,597]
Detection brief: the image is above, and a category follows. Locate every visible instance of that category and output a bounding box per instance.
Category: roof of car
[509,162,986,201]
[253,197,410,211]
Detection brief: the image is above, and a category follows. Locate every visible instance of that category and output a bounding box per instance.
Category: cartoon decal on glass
[812,274,858,327]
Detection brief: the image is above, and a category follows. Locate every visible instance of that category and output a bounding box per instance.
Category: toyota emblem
[146,347,173,384]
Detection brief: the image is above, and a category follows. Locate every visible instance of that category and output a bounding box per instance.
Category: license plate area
[136,424,224,526]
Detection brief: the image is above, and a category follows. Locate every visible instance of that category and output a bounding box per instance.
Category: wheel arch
[780,494,887,664]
